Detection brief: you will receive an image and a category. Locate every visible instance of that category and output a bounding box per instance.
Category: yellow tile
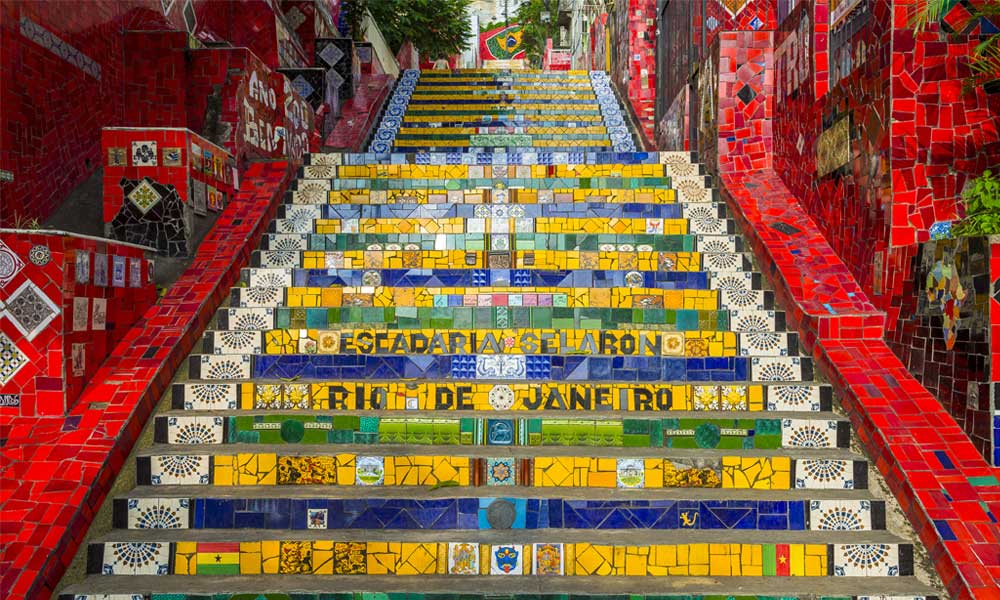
[240,542,262,575]
[174,541,197,575]
[261,540,281,574]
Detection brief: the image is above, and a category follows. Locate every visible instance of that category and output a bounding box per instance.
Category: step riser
[214,305,778,335]
[188,354,814,384]
[85,540,912,577]
[201,330,799,358]
[155,415,843,449]
[171,382,833,413]
[259,234,742,253]
[134,454,866,491]
[114,497,884,532]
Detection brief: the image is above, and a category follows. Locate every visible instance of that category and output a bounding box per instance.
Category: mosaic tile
[100,542,169,575]
[124,498,189,530]
[4,280,60,341]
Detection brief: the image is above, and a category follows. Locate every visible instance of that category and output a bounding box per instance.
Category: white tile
[751,357,805,382]
[782,419,839,448]
[447,542,480,574]
[149,455,210,485]
[833,544,901,577]
[197,354,251,380]
[165,416,224,445]
[766,384,823,412]
[127,498,189,529]
[794,459,859,489]
[809,500,873,531]
[102,542,169,575]
[182,383,239,410]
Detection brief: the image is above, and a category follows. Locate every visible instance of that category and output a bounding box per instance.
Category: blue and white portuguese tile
[809,500,874,531]
[195,354,252,380]
[832,543,903,577]
[794,459,863,490]
[101,542,170,575]
[782,419,841,448]
[165,416,224,445]
[126,498,189,530]
[767,384,825,412]
[149,455,210,485]
[179,383,239,410]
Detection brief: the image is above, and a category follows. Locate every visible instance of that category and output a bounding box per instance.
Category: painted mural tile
[5,281,60,340]
[0,332,29,386]
[532,542,564,575]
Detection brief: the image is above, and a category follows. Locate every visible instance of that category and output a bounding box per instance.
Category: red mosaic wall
[709,26,1000,598]
[101,128,236,255]
[0,0,315,228]
[0,232,156,419]
[0,162,294,600]
[705,0,777,46]
[609,0,658,145]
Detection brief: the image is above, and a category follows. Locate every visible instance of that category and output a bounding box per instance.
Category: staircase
[61,69,940,599]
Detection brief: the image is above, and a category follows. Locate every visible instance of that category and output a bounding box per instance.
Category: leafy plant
[367,0,472,59]
[910,0,1000,93]
[11,213,41,229]
[514,0,560,68]
[341,0,370,41]
[953,169,1000,236]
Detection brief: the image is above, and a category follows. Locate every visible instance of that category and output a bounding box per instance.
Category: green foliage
[341,0,370,41]
[910,0,1000,94]
[11,214,42,229]
[954,169,1000,236]
[368,0,472,59]
[514,0,560,68]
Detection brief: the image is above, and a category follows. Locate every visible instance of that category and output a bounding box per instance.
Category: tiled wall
[609,0,657,145]
[0,0,323,228]
[886,236,997,464]
[0,231,156,418]
[101,128,236,256]
[661,0,1000,464]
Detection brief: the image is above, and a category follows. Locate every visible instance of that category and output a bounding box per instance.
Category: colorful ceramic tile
[5,281,61,340]
[355,455,384,485]
[73,297,89,331]
[490,544,523,574]
[131,141,157,166]
[486,458,516,486]
[447,542,479,574]
[532,542,563,575]
[112,255,126,287]
[94,253,108,286]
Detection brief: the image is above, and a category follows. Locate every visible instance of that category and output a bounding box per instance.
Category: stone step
[270,214,734,237]
[227,286,772,312]
[257,232,742,252]
[248,249,750,272]
[402,119,607,127]
[82,533,916,578]
[171,381,834,413]
[289,186,712,205]
[214,304,777,333]
[111,494,887,532]
[413,83,596,89]
[200,329,799,358]
[306,150,698,167]
[407,94,600,101]
[294,171,708,189]
[276,205,726,226]
[62,583,940,598]
[135,448,864,490]
[154,413,844,449]
[248,249,743,272]
[188,353,814,383]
